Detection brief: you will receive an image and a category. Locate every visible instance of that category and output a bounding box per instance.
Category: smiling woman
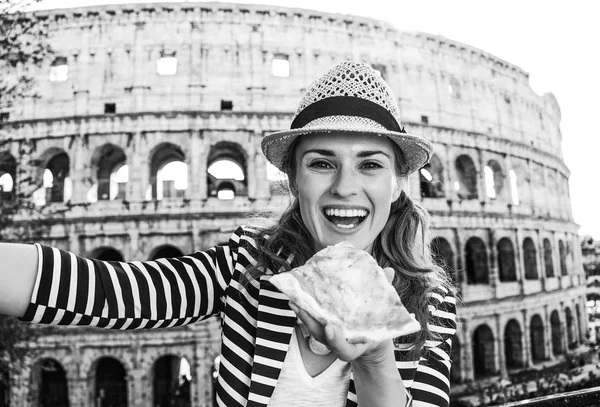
[0,61,456,407]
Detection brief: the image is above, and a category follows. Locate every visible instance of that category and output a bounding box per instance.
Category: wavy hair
[244,137,455,357]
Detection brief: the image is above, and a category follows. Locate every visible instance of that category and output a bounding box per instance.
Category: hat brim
[261,127,433,175]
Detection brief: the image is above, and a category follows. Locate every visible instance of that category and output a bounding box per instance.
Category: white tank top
[268,329,351,406]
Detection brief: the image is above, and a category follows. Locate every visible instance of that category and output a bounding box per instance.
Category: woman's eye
[361,161,383,170]
[309,160,332,169]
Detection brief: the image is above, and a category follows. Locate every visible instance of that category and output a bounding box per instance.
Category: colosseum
[0,2,587,406]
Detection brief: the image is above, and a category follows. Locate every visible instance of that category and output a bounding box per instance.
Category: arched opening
[430,237,456,283]
[559,240,568,276]
[150,245,184,260]
[153,355,191,407]
[523,238,538,280]
[90,144,127,201]
[544,239,555,278]
[504,319,523,369]
[95,357,127,407]
[497,238,516,282]
[566,307,576,349]
[465,237,489,284]
[32,149,71,205]
[455,155,478,200]
[484,159,504,200]
[550,310,563,356]
[49,56,68,82]
[450,337,461,383]
[31,358,69,407]
[90,247,124,262]
[530,314,546,362]
[0,152,16,204]
[420,154,445,198]
[212,356,220,406]
[148,144,187,200]
[473,325,495,378]
[207,142,248,200]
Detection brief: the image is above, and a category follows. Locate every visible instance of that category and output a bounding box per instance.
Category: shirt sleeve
[410,287,457,407]
[18,226,247,330]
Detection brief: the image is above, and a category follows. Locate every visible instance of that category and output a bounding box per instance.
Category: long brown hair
[244,136,455,356]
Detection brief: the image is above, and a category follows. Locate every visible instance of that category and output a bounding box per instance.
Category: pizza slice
[270,242,421,342]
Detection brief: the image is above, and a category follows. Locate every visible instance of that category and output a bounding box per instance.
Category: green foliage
[0,0,53,111]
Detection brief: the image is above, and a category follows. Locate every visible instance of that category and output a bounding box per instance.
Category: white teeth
[336,223,357,229]
[324,208,367,217]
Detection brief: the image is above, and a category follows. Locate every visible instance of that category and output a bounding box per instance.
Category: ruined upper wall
[9,1,562,158]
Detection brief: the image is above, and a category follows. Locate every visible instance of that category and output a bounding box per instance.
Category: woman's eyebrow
[302,149,335,157]
[357,150,390,158]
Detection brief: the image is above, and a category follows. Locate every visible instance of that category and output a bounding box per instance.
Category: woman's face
[292,133,405,252]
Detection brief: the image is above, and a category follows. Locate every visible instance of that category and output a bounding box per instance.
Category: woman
[0,61,456,407]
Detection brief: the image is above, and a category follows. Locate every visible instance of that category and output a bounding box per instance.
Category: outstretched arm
[0,243,39,317]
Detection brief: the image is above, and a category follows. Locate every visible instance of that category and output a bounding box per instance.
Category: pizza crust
[270,242,421,342]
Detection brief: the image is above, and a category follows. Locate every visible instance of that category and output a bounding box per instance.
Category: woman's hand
[288,266,396,362]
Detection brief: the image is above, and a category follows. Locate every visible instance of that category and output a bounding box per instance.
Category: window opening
[220,100,233,111]
[49,57,68,82]
[421,115,429,124]
[157,53,177,76]
[272,54,290,77]
[104,103,116,114]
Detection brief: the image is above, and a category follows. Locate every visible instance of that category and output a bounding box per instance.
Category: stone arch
[530,314,546,362]
[455,154,478,200]
[465,237,489,284]
[207,141,248,199]
[559,240,568,275]
[497,237,517,282]
[420,154,445,198]
[543,238,555,277]
[0,152,17,203]
[152,354,192,407]
[504,319,523,369]
[91,357,128,407]
[523,237,538,279]
[472,324,495,378]
[30,358,69,407]
[32,147,71,204]
[149,142,186,200]
[550,310,563,356]
[150,245,185,260]
[484,159,504,199]
[450,336,461,383]
[430,236,456,282]
[90,143,127,201]
[90,247,125,262]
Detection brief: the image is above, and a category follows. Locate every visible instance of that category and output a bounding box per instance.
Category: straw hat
[261,61,433,175]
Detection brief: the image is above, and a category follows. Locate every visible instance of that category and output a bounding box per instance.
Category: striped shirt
[20,226,457,407]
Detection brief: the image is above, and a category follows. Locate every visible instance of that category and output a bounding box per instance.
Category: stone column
[476,148,486,203]
[515,228,525,292]
[125,131,145,202]
[444,145,458,201]
[543,304,553,361]
[70,134,88,204]
[496,314,508,378]
[488,229,499,297]
[461,319,474,382]
[560,302,569,354]
[521,309,532,367]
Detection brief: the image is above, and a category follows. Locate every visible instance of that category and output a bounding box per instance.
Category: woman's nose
[329,167,359,197]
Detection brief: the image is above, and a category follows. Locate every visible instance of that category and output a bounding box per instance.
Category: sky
[28,0,600,238]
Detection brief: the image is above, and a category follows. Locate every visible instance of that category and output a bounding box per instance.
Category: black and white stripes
[20,226,456,407]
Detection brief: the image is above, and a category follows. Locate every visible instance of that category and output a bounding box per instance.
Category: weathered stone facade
[0,2,586,406]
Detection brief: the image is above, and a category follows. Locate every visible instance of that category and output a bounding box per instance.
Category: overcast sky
[30,0,600,239]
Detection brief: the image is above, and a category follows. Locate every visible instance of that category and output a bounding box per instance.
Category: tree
[0,0,53,112]
[0,1,55,402]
